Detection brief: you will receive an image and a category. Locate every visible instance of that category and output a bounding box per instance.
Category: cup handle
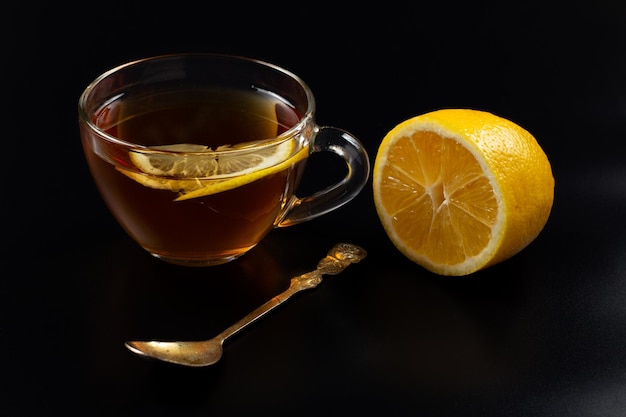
[276,125,370,227]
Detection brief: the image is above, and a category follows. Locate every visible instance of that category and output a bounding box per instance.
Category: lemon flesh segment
[128,144,215,177]
[373,109,554,276]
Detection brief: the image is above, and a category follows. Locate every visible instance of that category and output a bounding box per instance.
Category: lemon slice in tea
[117,140,308,201]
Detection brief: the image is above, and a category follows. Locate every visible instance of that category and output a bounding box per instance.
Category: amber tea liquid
[82,86,306,265]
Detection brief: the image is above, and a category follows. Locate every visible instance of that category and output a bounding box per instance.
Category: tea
[82,86,306,265]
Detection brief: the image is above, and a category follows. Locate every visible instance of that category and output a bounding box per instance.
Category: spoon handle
[216,243,367,344]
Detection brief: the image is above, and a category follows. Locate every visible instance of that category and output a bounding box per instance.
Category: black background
[3,1,626,416]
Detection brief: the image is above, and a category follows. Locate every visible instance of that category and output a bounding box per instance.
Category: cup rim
[78,53,316,153]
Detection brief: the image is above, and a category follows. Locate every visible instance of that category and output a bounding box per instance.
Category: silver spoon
[125,242,367,367]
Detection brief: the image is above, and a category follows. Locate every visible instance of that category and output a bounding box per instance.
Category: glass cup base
[151,253,244,267]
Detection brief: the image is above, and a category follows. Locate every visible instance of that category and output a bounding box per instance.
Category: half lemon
[373,109,555,276]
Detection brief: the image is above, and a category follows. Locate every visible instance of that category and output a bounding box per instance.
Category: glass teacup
[79,54,369,266]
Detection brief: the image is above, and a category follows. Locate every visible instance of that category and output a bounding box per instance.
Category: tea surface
[96,86,300,148]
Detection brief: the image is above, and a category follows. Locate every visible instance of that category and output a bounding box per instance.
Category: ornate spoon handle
[216,243,367,343]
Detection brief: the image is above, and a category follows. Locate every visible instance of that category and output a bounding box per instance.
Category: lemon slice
[117,141,308,200]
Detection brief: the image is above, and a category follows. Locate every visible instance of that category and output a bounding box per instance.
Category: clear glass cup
[79,54,370,266]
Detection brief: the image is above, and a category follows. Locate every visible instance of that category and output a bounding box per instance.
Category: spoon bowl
[126,339,224,367]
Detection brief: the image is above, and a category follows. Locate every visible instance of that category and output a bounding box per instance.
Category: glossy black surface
[4,1,626,416]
